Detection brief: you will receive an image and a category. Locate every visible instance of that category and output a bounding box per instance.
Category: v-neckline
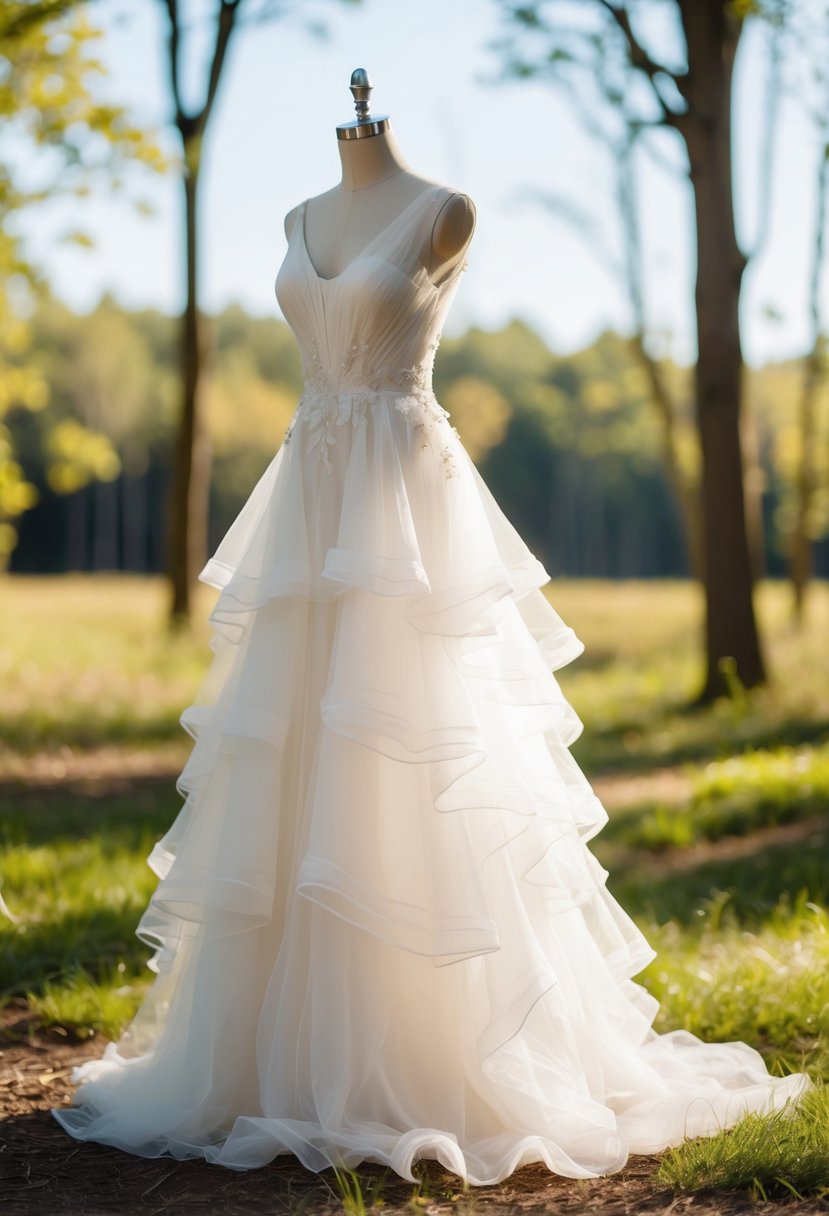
[299,183,443,284]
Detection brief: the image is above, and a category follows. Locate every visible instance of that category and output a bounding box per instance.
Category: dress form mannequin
[285,70,475,283]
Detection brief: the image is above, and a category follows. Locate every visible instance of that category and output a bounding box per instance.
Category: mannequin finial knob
[349,68,373,122]
[337,68,388,140]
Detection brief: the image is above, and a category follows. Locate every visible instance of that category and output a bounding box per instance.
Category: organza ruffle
[52,398,809,1182]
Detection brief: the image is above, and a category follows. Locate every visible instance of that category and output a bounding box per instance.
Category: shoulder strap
[394,184,473,288]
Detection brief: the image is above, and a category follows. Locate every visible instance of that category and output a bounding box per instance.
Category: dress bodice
[274,182,470,471]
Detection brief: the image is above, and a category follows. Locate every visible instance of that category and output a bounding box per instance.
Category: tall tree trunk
[166,154,211,625]
[616,128,704,580]
[681,2,766,700]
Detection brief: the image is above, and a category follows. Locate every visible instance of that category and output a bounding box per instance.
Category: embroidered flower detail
[289,331,455,476]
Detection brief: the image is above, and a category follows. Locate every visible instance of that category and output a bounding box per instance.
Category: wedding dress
[52,180,807,1184]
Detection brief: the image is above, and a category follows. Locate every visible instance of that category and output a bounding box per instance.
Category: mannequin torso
[284,127,475,285]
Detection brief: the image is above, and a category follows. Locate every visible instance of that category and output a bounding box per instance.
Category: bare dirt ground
[2,760,826,1215]
[3,1006,826,1216]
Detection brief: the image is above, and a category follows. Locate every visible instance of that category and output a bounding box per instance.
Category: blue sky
[17,0,827,366]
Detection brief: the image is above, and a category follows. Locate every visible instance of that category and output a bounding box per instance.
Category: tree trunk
[681,2,766,700]
[616,132,704,581]
[166,155,211,626]
[790,356,820,621]
[790,137,829,623]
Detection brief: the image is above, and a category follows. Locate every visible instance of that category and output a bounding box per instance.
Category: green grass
[1,574,828,1199]
[553,579,829,772]
[0,792,172,1027]
[331,1167,391,1215]
[642,897,829,1073]
[0,574,210,753]
[657,1082,829,1200]
[603,742,829,851]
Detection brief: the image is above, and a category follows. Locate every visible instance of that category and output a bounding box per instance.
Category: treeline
[7,290,829,582]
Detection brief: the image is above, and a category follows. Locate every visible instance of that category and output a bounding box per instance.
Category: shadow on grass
[573,713,829,775]
[0,786,178,1000]
[0,709,186,753]
[603,819,829,929]
[1,904,154,996]
[0,785,178,849]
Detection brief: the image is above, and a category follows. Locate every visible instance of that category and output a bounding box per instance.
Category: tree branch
[201,0,242,131]
[163,0,186,131]
[596,0,686,128]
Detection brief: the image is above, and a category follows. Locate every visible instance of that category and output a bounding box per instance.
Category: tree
[0,0,163,566]
[160,0,243,627]
[158,0,359,627]
[498,0,788,699]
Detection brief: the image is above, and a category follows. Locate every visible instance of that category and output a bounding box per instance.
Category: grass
[657,1082,829,1200]
[603,742,829,851]
[1,803,168,1022]
[331,1167,391,1215]
[1,574,828,1201]
[641,896,829,1073]
[553,579,829,772]
[0,574,209,753]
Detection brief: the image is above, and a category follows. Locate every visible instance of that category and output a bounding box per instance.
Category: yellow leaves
[728,0,760,18]
[773,421,799,477]
[582,378,621,413]
[46,420,120,495]
[0,364,49,417]
[673,425,701,483]
[2,317,35,357]
[443,376,512,463]
[0,471,38,516]
[0,423,38,532]
[58,230,94,249]
[206,358,296,455]
[0,0,167,236]
[0,521,18,556]
[619,362,651,400]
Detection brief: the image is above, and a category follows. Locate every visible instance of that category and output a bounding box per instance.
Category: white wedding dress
[52,181,807,1183]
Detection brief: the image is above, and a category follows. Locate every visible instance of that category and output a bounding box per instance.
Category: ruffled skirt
[52,393,808,1182]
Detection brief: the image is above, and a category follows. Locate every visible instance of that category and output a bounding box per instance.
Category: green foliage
[0,1,165,557]
[46,418,120,493]
[8,291,827,588]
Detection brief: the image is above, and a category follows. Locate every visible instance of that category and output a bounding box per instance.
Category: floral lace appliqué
[284,333,458,476]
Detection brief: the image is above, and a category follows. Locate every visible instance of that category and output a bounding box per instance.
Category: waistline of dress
[298,382,435,403]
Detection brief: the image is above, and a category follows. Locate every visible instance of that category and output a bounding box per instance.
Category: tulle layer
[52,396,809,1181]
